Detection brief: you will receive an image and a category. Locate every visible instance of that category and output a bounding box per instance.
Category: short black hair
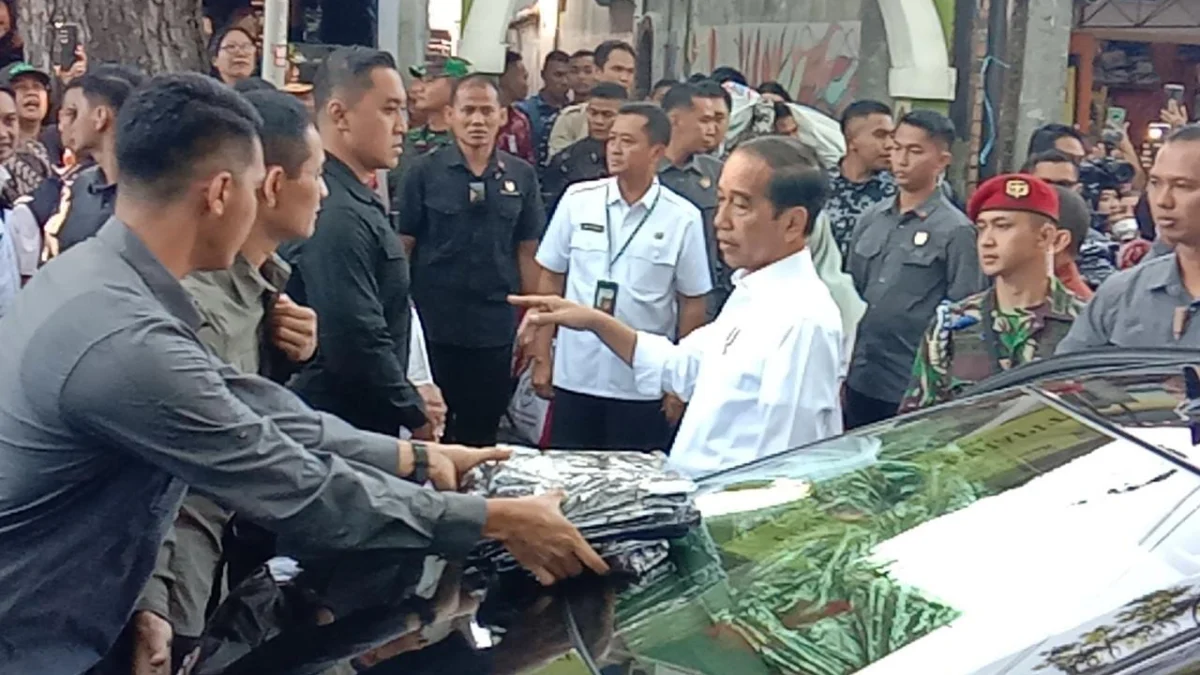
[840,99,892,134]
[773,101,794,121]
[685,73,709,84]
[897,109,955,149]
[1165,123,1200,145]
[590,82,629,101]
[570,49,594,61]
[233,76,276,93]
[543,50,570,69]
[652,78,679,94]
[242,90,313,177]
[116,73,262,202]
[694,79,731,112]
[505,50,523,70]
[660,83,700,114]
[313,46,397,112]
[710,66,748,87]
[1021,148,1076,173]
[594,40,635,69]
[758,81,793,103]
[451,73,501,104]
[67,65,145,113]
[1053,185,1091,256]
[733,136,828,236]
[1027,123,1084,156]
[617,102,670,147]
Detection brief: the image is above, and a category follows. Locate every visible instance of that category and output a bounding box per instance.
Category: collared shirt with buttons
[40,164,117,261]
[825,167,897,260]
[1057,253,1200,353]
[536,177,713,401]
[543,136,608,215]
[283,154,428,435]
[847,191,982,403]
[548,102,589,159]
[658,153,730,319]
[399,143,545,349]
[516,92,564,168]
[0,219,486,674]
[184,253,291,377]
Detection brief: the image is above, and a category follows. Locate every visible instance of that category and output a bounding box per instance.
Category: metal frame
[1078,0,1200,30]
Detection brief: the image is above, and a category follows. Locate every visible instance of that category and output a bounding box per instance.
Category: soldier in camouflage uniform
[901,175,1086,412]
[388,58,471,211]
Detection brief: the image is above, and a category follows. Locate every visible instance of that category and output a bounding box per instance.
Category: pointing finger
[575,536,610,575]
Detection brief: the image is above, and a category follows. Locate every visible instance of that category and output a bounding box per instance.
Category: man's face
[416,76,453,114]
[543,60,571,99]
[1054,135,1087,164]
[599,50,636,94]
[12,75,47,126]
[199,139,267,270]
[1032,161,1080,192]
[264,127,328,241]
[890,123,949,191]
[500,59,530,103]
[0,92,17,163]
[975,210,1053,278]
[568,56,597,97]
[58,87,91,154]
[1149,139,1200,248]
[706,97,730,153]
[606,112,662,176]
[715,150,802,272]
[846,113,894,172]
[450,82,503,149]
[585,97,621,140]
[1097,188,1123,223]
[668,97,714,155]
[343,67,408,170]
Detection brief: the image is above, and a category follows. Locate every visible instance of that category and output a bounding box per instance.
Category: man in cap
[404,57,471,160]
[0,62,51,196]
[900,175,1085,411]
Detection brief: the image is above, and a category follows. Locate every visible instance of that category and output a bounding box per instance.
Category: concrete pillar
[378,0,429,78]
[1012,0,1074,169]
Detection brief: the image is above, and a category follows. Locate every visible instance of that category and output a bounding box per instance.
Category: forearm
[534,269,566,358]
[678,295,707,338]
[518,245,540,295]
[584,309,639,366]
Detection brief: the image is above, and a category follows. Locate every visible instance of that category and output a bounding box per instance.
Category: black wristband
[411,441,429,485]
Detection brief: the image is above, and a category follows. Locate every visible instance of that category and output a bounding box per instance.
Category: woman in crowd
[0,0,24,71]
[210,25,257,87]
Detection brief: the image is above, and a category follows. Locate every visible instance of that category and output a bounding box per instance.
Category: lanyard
[605,184,661,275]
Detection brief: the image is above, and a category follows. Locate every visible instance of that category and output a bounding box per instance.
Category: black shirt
[58,166,118,253]
[543,136,607,216]
[282,155,427,434]
[398,144,545,349]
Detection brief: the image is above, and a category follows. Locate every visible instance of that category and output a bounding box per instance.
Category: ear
[781,205,811,244]
[1050,227,1072,255]
[260,165,285,209]
[94,106,113,134]
[204,171,234,218]
[326,99,351,133]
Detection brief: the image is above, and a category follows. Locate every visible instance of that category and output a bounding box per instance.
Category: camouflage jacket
[899,278,1085,412]
[404,125,453,158]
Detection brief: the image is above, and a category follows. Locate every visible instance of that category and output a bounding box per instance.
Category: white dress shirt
[631,249,844,476]
[536,177,712,400]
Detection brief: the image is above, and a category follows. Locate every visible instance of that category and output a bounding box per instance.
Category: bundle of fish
[464,447,701,579]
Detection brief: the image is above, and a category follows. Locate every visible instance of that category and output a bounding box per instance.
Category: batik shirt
[899,278,1085,412]
[825,168,897,259]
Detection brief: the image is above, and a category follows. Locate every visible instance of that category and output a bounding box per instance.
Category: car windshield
[607,380,1200,675]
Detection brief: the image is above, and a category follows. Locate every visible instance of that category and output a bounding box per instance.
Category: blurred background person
[210,25,257,87]
[757,81,792,104]
[497,50,535,166]
[566,49,597,104]
[0,0,24,70]
[517,50,571,170]
[649,78,678,105]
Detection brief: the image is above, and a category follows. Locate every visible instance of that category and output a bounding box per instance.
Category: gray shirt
[847,192,982,402]
[1057,253,1200,353]
[0,219,487,673]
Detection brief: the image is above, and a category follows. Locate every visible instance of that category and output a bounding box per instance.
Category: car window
[607,386,1200,675]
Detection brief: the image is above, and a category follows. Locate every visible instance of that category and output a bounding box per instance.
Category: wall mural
[689,21,862,115]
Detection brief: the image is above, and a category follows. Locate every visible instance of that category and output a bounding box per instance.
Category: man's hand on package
[426,444,513,491]
[417,383,447,439]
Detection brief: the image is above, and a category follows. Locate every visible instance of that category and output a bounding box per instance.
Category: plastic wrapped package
[464,448,701,577]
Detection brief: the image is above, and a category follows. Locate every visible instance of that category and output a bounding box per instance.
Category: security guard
[542,81,627,214]
[399,74,546,446]
[1058,124,1200,353]
[900,175,1084,412]
[846,110,982,428]
[657,82,728,319]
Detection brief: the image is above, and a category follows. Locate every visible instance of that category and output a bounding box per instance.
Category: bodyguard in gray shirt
[1058,124,1200,353]
[0,73,604,675]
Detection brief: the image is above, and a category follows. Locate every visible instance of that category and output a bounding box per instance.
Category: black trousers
[427,343,514,446]
[549,387,670,452]
[844,386,901,430]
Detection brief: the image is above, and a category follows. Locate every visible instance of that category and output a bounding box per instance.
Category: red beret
[967,174,1060,223]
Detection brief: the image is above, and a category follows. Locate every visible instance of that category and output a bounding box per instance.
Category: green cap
[1,62,50,88]
[409,56,473,81]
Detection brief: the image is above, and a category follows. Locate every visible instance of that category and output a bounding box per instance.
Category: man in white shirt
[530,102,712,451]
[513,136,843,475]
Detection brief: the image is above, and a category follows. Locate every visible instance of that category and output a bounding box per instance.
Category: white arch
[878,0,958,100]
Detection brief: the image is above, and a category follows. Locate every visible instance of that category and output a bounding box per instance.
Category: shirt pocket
[897,241,945,298]
[378,232,412,303]
[568,227,608,290]
[627,240,676,301]
[421,192,470,263]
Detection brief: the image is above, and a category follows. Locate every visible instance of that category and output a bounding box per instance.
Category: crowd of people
[0,9,1198,675]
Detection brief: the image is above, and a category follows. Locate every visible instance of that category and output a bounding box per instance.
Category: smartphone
[51,22,81,69]
[1107,106,1127,127]
[1166,83,1186,105]
[1148,122,1172,142]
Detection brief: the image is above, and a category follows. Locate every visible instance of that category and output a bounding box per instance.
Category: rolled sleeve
[632,328,708,401]
[432,493,489,558]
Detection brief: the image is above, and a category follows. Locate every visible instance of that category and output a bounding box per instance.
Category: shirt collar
[226,253,287,306]
[1045,277,1080,319]
[97,218,203,329]
[731,248,817,291]
[1145,253,1188,295]
[85,166,117,195]
[606,178,661,208]
[444,142,505,177]
[658,155,699,175]
[323,153,381,208]
[886,190,944,221]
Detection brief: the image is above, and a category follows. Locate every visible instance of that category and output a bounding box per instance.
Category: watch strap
[411,441,429,485]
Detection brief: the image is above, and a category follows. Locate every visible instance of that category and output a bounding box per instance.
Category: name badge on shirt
[594,280,619,315]
[501,180,520,195]
[468,181,486,204]
[581,222,605,233]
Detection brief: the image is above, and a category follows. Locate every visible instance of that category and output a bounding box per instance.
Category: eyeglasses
[220,43,256,55]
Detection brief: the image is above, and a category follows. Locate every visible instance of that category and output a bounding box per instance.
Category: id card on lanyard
[594,184,662,314]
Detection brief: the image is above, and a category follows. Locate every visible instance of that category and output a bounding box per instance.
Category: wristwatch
[411,441,429,485]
